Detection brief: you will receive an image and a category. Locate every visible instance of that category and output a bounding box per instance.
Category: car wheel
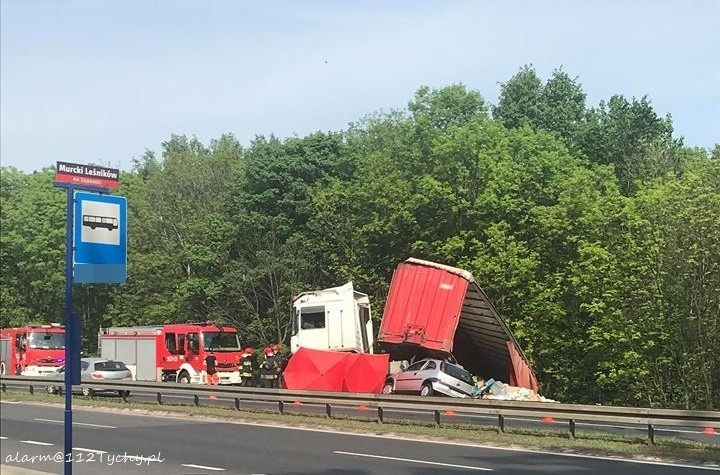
[81,387,93,397]
[382,381,394,394]
[177,372,191,384]
[46,386,57,395]
[118,390,131,397]
[420,382,434,397]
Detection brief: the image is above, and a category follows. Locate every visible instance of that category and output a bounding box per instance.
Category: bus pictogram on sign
[82,214,119,231]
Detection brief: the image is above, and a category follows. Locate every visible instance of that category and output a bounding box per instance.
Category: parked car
[46,357,132,397]
[382,358,478,398]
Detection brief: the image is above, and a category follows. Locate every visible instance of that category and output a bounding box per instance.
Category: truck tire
[382,381,394,394]
[420,382,434,397]
[177,371,191,384]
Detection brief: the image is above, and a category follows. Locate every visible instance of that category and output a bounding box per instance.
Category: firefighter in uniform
[241,347,254,387]
[272,343,286,389]
[260,346,277,389]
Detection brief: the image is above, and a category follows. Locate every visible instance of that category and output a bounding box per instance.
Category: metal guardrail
[1,375,718,444]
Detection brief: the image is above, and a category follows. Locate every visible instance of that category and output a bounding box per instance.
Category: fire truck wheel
[177,371,191,384]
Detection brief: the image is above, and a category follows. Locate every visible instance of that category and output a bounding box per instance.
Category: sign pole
[54,161,124,475]
[63,186,74,475]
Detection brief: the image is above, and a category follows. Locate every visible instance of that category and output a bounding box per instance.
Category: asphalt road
[1,400,718,475]
[68,388,720,444]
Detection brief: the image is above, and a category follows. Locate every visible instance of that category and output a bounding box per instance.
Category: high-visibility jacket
[261,355,277,379]
[241,359,253,378]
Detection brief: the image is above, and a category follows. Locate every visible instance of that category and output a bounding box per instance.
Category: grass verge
[2,390,718,466]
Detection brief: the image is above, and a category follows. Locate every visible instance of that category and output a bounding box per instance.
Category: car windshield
[202,331,241,351]
[28,331,65,349]
[94,361,128,371]
[442,362,474,385]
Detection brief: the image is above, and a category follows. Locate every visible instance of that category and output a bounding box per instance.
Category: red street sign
[55,161,120,189]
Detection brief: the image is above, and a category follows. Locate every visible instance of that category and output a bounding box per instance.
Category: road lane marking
[35,418,116,428]
[181,463,225,471]
[0,400,21,404]
[20,440,54,446]
[0,436,7,440]
[334,451,493,471]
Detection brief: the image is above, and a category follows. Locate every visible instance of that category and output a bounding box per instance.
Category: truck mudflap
[378,258,539,391]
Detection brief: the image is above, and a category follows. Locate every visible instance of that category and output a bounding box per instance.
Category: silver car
[382,358,478,398]
[46,357,132,397]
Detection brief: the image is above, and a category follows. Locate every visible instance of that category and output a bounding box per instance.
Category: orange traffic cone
[703,427,717,435]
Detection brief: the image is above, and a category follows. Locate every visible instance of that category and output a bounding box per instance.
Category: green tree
[106,134,242,326]
[577,95,679,194]
[0,168,66,326]
[493,65,544,130]
[592,161,720,409]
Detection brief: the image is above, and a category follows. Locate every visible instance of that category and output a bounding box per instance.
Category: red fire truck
[0,324,66,376]
[98,323,244,384]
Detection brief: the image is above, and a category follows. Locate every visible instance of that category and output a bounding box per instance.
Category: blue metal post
[64,186,74,475]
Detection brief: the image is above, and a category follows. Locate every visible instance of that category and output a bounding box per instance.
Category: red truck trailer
[377,258,538,390]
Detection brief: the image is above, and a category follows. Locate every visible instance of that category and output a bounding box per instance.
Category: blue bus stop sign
[73,192,127,284]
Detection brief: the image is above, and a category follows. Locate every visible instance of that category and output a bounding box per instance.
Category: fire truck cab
[98,323,243,385]
[0,324,66,376]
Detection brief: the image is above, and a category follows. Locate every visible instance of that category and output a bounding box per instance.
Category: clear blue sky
[2,1,718,173]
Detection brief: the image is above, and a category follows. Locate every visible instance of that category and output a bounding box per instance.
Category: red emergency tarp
[342,352,390,394]
[507,341,539,391]
[283,348,389,394]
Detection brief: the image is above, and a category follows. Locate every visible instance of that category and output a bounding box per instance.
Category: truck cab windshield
[28,332,65,349]
[202,332,241,351]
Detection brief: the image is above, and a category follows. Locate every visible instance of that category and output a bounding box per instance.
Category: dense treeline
[1,66,718,410]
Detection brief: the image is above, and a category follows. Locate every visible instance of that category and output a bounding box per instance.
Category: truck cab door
[178,334,186,360]
[186,333,199,361]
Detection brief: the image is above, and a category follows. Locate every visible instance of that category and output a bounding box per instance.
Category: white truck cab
[290,282,373,354]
